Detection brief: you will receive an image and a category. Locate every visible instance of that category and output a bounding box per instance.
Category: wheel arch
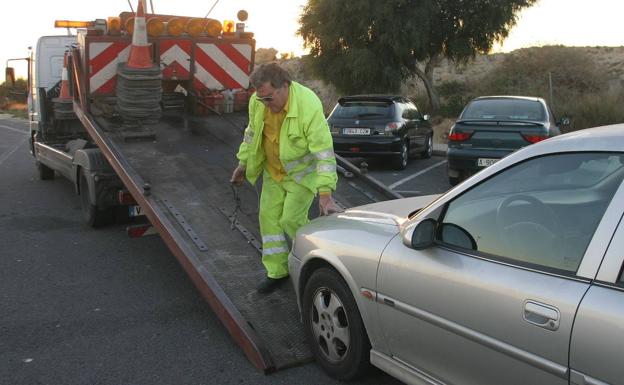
[73,148,113,202]
[298,252,375,344]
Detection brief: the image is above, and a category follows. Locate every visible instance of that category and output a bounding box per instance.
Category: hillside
[266,46,624,139]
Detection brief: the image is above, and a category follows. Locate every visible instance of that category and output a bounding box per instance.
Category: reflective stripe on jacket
[236,81,338,194]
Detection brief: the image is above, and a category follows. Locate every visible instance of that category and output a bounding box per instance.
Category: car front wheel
[303,268,371,380]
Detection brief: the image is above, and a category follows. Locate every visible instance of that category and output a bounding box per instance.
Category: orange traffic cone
[58,51,71,100]
[127,0,153,68]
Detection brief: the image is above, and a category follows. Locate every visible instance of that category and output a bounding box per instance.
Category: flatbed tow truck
[7,3,402,373]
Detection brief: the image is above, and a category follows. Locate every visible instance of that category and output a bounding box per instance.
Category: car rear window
[330,101,392,119]
[461,99,546,121]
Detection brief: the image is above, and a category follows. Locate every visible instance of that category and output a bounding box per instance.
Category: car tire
[37,161,55,180]
[421,134,433,159]
[393,140,409,170]
[79,169,114,228]
[303,268,371,380]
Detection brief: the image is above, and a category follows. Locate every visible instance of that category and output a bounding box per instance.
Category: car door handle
[523,300,560,331]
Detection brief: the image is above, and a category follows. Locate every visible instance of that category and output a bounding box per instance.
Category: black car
[327,95,433,170]
[447,96,566,185]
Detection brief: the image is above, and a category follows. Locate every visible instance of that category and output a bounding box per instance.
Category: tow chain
[229,184,260,230]
[229,184,243,230]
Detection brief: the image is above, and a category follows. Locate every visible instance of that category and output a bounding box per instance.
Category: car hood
[297,194,441,240]
[292,194,441,263]
[342,194,442,226]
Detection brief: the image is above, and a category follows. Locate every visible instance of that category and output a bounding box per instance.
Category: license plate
[477,158,498,167]
[128,205,143,217]
[343,128,370,135]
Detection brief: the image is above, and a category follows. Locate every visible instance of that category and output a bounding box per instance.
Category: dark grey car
[447,96,565,185]
[328,95,433,170]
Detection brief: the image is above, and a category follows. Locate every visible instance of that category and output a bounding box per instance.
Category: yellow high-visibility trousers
[259,172,315,279]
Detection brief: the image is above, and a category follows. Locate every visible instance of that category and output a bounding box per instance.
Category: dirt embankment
[260,46,624,142]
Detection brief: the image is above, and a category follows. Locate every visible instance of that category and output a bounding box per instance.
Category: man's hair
[249,63,292,89]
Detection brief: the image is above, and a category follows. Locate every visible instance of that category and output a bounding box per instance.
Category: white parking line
[389,160,447,189]
[0,123,28,135]
[0,137,28,166]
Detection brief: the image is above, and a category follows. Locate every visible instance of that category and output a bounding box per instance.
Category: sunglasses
[257,95,274,103]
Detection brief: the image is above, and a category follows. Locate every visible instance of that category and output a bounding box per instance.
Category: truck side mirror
[5,67,15,87]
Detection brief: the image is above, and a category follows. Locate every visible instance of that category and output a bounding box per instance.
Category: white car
[289,124,624,385]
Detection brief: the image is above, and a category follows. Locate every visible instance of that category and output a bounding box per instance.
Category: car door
[569,196,624,385]
[376,152,624,385]
[397,102,416,143]
[407,101,427,147]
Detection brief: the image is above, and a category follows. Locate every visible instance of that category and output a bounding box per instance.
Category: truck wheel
[303,268,371,380]
[79,170,113,228]
[393,140,409,170]
[37,161,55,180]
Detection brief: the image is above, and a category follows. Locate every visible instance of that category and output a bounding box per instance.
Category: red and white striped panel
[159,40,192,80]
[194,43,252,91]
[89,42,130,95]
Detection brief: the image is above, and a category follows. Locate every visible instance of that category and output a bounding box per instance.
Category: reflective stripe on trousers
[259,172,315,279]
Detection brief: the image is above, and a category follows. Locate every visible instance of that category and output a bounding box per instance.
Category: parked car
[327,95,433,170]
[447,95,567,185]
[289,124,624,385]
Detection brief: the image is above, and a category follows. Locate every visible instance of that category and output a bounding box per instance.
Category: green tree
[299,0,536,111]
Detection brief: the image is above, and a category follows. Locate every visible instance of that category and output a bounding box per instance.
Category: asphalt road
[0,116,451,385]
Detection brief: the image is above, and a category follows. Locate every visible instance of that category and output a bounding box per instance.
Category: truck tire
[37,161,55,180]
[79,169,113,228]
[302,268,371,380]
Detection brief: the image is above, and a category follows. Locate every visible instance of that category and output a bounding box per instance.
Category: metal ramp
[76,106,399,372]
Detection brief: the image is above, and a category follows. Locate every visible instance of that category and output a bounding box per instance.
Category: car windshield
[330,101,392,119]
[461,99,546,121]
[474,153,624,195]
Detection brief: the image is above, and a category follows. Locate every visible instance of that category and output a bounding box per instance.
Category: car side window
[437,153,624,274]
[407,102,422,120]
[398,103,410,119]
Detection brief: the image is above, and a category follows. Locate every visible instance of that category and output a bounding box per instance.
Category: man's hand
[230,165,246,186]
[319,193,342,216]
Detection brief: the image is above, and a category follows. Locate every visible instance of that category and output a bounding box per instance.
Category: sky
[2,0,623,78]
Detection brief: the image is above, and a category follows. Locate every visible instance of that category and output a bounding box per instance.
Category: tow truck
[5,1,402,373]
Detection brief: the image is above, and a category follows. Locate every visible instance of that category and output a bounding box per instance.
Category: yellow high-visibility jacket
[236,81,337,194]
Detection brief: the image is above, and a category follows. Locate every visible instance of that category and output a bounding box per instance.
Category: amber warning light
[55,20,94,28]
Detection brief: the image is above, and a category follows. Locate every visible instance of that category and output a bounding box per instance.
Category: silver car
[289,125,624,385]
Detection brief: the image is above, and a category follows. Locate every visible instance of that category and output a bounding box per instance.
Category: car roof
[472,96,544,103]
[338,95,405,104]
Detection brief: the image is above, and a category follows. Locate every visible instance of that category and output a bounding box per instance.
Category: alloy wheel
[310,287,351,364]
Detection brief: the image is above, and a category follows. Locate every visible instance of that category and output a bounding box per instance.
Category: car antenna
[204,0,220,18]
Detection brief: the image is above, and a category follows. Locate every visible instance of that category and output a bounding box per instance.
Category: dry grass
[0,102,27,119]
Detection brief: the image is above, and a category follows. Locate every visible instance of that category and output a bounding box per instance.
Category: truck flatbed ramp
[76,107,400,372]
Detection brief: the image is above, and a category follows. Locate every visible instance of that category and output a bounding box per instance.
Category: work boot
[257,276,288,294]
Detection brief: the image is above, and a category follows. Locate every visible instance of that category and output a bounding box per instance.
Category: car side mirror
[558,117,570,126]
[440,223,477,250]
[5,67,15,87]
[402,218,437,250]
[423,114,430,121]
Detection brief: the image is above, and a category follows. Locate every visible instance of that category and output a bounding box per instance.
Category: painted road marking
[0,137,27,166]
[0,123,28,135]
[389,160,447,189]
